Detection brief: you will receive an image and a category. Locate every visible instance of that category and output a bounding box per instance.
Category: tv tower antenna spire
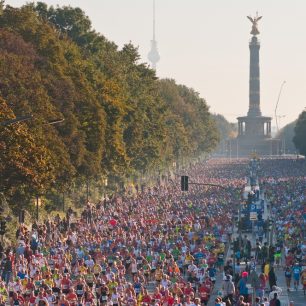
[148,0,160,70]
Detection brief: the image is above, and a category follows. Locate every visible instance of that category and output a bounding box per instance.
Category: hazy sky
[6,0,306,126]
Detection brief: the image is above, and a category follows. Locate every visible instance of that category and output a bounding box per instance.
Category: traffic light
[181,176,189,191]
[0,220,6,235]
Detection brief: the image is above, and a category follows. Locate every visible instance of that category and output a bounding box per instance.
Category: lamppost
[1,115,65,128]
[0,115,33,126]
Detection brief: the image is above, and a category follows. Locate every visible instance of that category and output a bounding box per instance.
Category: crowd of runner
[260,158,306,294]
[215,158,306,306]
[0,159,247,306]
[0,157,305,306]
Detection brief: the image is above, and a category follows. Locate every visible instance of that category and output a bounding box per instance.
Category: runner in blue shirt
[292,263,301,290]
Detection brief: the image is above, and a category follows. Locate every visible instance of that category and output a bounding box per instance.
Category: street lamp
[0,115,33,126]
[0,115,65,127]
[47,118,65,125]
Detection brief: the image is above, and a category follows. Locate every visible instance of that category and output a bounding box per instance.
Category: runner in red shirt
[183,283,194,297]
[66,288,78,306]
[28,292,36,306]
[285,252,294,267]
[142,289,152,304]
[152,288,162,304]
[60,275,71,294]
[208,255,216,266]
[198,283,210,305]
[204,277,213,292]
[162,290,175,306]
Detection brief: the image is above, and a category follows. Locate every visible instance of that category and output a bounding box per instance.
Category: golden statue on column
[247,12,262,36]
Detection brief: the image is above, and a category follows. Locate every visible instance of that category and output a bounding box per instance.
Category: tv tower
[148,0,160,70]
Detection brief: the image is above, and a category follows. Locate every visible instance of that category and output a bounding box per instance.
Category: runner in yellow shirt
[93,263,102,277]
[155,267,163,284]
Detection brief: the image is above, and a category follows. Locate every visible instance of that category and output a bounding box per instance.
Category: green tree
[277,120,297,154]
[159,79,219,161]
[293,111,306,156]
[211,114,237,142]
[0,2,221,212]
[0,98,55,205]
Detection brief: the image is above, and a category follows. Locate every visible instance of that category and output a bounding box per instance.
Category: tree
[0,98,56,207]
[277,120,297,154]
[211,114,237,142]
[293,111,306,156]
[159,79,219,161]
[0,2,221,212]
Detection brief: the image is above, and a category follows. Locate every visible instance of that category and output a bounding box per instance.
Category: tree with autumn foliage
[0,2,220,213]
[0,98,56,209]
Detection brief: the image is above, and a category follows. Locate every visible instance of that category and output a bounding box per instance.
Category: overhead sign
[250,212,258,220]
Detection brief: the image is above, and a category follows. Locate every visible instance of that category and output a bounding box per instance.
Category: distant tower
[230,13,281,157]
[148,0,160,70]
[248,31,261,117]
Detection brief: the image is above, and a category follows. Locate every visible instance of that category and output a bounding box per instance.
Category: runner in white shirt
[131,259,138,275]
[85,255,94,270]
[13,279,22,293]
[188,261,198,275]
[160,276,170,289]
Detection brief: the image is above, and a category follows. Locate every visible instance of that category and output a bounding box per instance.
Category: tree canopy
[211,114,237,141]
[277,120,297,154]
[293,111,306,156]
[0,2,220,209]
